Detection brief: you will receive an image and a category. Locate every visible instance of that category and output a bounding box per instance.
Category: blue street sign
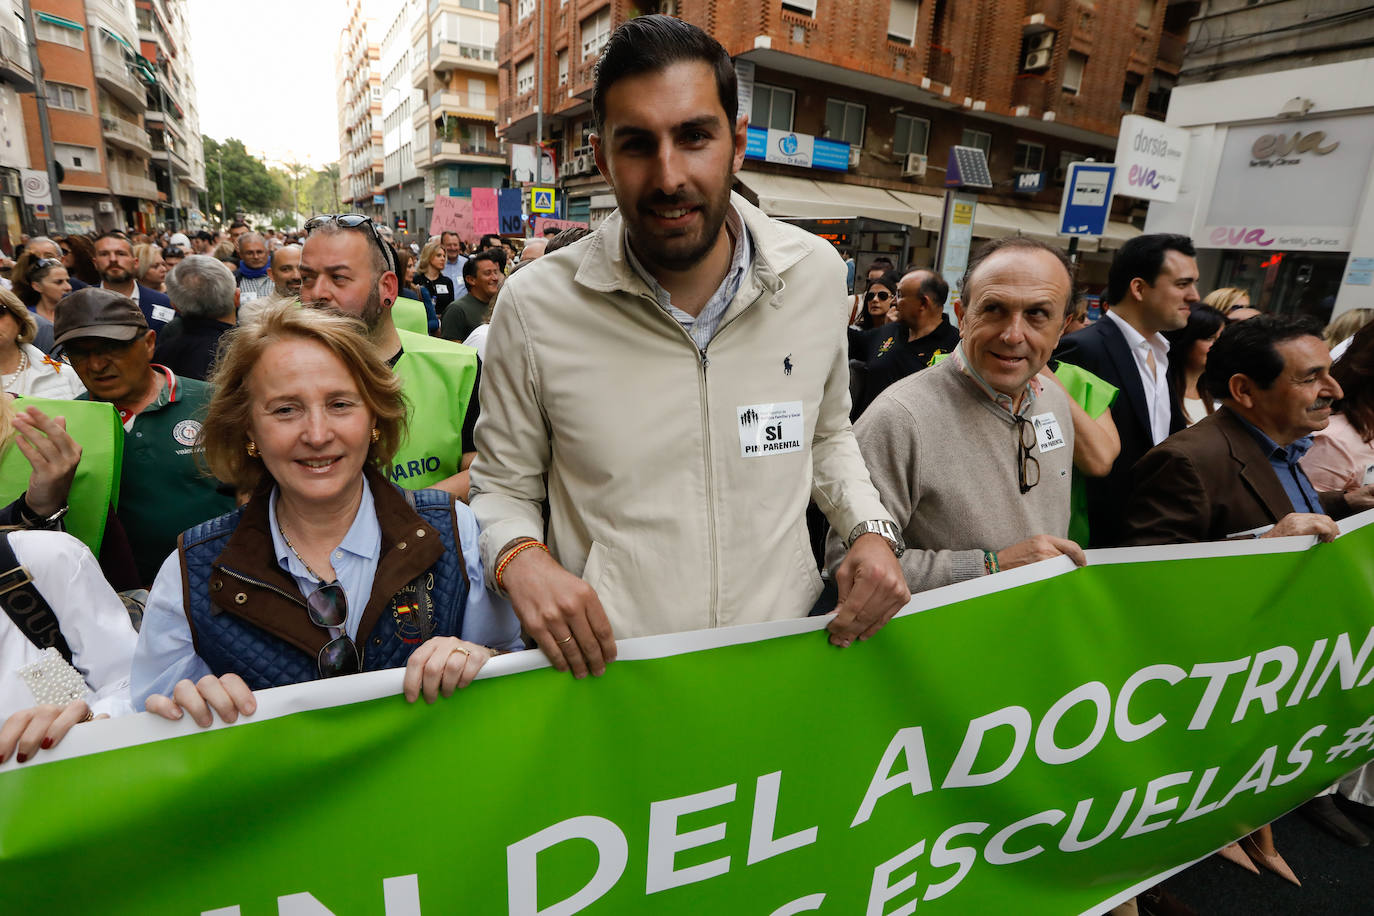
[1057,162,1117,237]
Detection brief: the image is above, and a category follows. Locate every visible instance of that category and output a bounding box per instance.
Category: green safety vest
[393,295,429,337]
[386,329,478,490]
[1053,361,1118,548]
[0,397,123,555]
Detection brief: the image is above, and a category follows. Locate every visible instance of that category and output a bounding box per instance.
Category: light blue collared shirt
[625,205,752,351]
[131,478,522,707]
[1234,415,1325,516]
[442,257,467,289]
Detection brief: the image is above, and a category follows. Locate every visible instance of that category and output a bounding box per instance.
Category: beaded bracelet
[982,549,1001,576]
[495,540,550,591]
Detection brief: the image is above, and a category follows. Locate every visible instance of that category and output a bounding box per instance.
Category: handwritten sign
[428,195,473,240]
[471,188,499,237]
[534,217,590,235]
[498,188,523,235]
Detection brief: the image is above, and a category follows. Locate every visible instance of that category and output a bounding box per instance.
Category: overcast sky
[188,1,343,168]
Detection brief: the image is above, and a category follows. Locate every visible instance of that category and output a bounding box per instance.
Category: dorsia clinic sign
[1113,115,1189,203]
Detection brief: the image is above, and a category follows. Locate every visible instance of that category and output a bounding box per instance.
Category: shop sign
[745,127,849,172]
[1203,114,1374,252]
[1113,115,1189,203]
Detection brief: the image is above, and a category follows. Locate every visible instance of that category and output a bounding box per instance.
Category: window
[1056,150,1086,182]
[517,0,535,21]
[557,49,568,86]
[1062,51,1087,94]
[893,114,929,157]
[751,83,794,132]
[781,0,817,14]
[439,13,499,61]
[468,78,486,107]
[825,99,866,148]
[1146,71,1174,116]
[581,8,611,60]
[461,0,499,13]
[888,0,919,45]
[516,57,534,95]
[1013,140,1044,172]
[960,129,991,156]
[1121,72,1142,112]
[35,19,85,49]
[44,82,90,113]
[55,143,100,173]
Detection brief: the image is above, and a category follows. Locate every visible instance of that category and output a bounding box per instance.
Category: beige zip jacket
[470,193,893,639]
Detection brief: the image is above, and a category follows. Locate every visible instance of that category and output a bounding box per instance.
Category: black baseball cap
[53,288,148,347]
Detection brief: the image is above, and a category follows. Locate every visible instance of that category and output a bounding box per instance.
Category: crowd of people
[0,15,1372,912]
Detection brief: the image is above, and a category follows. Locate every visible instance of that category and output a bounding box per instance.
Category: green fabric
[1054,362,1119,548]
[387,329,477,489]
[0,398,122,555]
[392,295,428,337]
[36,11,83,30]
[116,376,233,585]
[4,524,1374,913]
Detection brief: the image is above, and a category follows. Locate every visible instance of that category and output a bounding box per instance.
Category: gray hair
[166,254,236,320]
[236,232,266,253]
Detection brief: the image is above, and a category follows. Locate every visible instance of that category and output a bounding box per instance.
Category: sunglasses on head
[27,258,62,280]
[304,214,396,275]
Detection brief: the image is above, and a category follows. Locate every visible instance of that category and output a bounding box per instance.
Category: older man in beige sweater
[827,238,1087,593]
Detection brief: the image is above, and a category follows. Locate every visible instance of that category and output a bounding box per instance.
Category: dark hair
[857,270,902,331]
[592,15,737,136]
[58,235,99,285]
[1333,320,1374,441]
[543,226,561,237]
[1202,314,1326,400]
[1164,304,1226,412]
[867,257,895,275]
[95,230,131,249]
[229,220,249,231]
[546,226,591,254]
[908,268,949,309]
[961,237,1075,315]
[478,234,502,250]
[1106,233,1196,305]
[465,250,502,280]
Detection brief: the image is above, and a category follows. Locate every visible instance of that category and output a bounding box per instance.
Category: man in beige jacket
[470,16,908,679]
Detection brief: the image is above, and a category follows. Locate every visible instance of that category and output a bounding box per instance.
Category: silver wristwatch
[846,519,905,557]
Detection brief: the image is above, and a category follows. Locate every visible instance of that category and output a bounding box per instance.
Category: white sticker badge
[738,401,804,458]
[1032,412,1066,453]
[150,304,176,324]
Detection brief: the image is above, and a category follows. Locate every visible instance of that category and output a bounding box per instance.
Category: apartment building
[336,0,384,215]
[1,0,34,252]
[8,0,203,236]
[498,0,1192,282]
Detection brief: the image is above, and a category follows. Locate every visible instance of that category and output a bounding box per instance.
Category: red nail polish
[40,738,52,749]
[16,754,26,764]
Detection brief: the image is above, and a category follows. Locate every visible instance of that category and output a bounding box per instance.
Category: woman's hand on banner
[145,673,257,728]
[403,637,493,703]
[0,699,94,764]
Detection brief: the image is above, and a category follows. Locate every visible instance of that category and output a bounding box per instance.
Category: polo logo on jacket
[784,354,793,375]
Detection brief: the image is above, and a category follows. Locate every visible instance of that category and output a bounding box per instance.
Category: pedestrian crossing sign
[531,187,556,214]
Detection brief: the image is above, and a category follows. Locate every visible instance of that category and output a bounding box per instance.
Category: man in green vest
[299,215,480,500]
[54,289,234,587]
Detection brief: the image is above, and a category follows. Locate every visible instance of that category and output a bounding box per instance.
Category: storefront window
[1211,250,1347,325]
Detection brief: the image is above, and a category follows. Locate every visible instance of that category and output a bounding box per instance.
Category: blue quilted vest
[179,485,469,690]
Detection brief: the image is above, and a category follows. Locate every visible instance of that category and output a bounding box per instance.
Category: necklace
[1,349,30,391]
[277,518,330,583]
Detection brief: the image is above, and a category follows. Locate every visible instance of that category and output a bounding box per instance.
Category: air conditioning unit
[848,147,862,168]
[575,154,591,173]
[1029,31,1055,53]
[900,152,928,178]
[560,161,573,177]
[1023,48,1053,71]
[0,171,17,196]
[98,201,115,213]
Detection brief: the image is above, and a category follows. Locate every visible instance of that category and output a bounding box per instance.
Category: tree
[202,136,286,223]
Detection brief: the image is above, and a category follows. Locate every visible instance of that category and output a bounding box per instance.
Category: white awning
[736,172,931,228]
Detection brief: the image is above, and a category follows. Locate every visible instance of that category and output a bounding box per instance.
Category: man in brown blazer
[1124,315,1374,545]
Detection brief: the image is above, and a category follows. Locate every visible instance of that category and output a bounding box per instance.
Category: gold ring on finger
[558,635,573,645]
[453,646,471,657]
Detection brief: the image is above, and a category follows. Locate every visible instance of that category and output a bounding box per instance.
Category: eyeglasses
[304,582,361,677]
[1013,414,1041,495]
[865,290,893,303]
[303,214,396,275]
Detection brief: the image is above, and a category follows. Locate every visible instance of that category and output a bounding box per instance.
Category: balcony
[1011,74,1052,112]
[108,170,159,200]
[430,89,493,121]
[1156,31,1186,71]
[101,116,154,157]
[412,53,430,87]
[433,40,497,73]
[0,27,34,92]
[497,90,536,128]
[431,140,502,165]
[93,52,148,112]
[928,46,954,86]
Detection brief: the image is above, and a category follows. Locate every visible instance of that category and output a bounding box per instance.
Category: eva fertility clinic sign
[1114,115,1189,204]
[6,518,1374,914]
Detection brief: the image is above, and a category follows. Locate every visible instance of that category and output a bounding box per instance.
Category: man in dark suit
[1054,234,1199,546]
[1124,315,1374,544]
[92,231,173,332]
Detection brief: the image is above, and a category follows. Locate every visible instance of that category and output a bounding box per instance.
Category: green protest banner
[3,519,1374,915]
